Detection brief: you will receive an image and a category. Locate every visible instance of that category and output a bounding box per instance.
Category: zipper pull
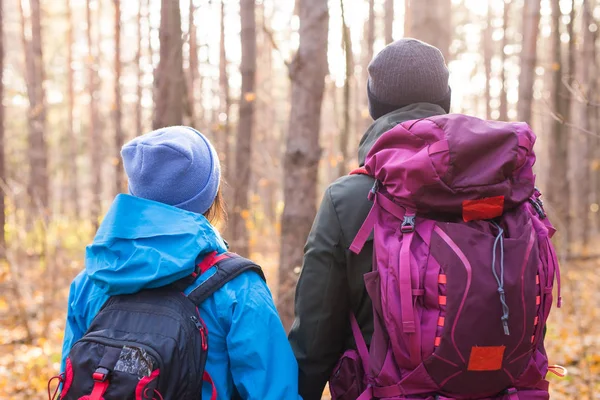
[191,316,208,351]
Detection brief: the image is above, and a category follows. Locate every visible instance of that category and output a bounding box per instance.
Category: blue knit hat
[121,126,220,215]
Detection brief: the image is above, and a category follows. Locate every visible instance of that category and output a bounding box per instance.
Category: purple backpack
[329,115,565,400]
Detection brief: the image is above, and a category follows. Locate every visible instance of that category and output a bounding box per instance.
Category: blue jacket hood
[85,194,227,295]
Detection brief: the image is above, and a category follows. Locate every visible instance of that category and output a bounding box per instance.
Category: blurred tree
[517,0,541,123]
[113,0,124,195]
[187,0,199,127]
[574,0,594,250]
[219,0,231,180]
[20,0,49,217]
[153,0,184,129]
[87,0,101,228]
[0,0,4,256]
[404,0,451,61]
[499,0,510,121]
[135,2,143,139]
[279,0,329,331]
[338,0,353,178]
[547,0,570,253]
[483,1,492,120]
[230,0,257,257]
[66,0,79,218]
[384,0,394,44]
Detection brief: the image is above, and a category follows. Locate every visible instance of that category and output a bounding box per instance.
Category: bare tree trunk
[565,0,576,250]
[135,1,143,139]
[187,0,198,126]
[404,0,411,37]
[338,0,353,177]
[384,0,394,44]
[66,0,79,218]
[517,0,541,123]
[0,0,5,257]
[20,0,49,217]
[87,0,101,228]
[219,0,231,181]
[575,0,593,250]
[153,0,184,129]
[499,0,510,121]
[547,0,570,255]
[405,0,451,61]
[483,1,492,120]
[113,0,124,195]
[278,0,329,331]
[230,0,256,257]
[360,0,375,132]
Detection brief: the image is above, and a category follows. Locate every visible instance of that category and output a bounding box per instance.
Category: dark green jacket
[288,103,447,400]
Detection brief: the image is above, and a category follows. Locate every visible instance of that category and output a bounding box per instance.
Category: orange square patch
[467,346,505,371]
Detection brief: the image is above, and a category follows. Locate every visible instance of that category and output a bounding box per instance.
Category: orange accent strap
[548,365,568,378]
[534,316,539,325]
[462,196,505,222]
[467,346,505,371]
[434,337,441,347]
[438,274,447,284]
[437,316,445,327]
[349,167,369,176]
[439,295,447,306]
[536,275,540,284]
[530,335,535,343]
[536,296,541,305]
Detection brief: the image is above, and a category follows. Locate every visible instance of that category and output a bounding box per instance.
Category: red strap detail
[47,375,63,400]
[87,380,109,400]
[434,337,441,347]
[438,317,445,327]
[462,195,505,222]
[438,274,447,284]
[92,372,105,382]
[212,253,230,264]
[135,369,160,400]
[439,295,447,306]
[198,251,218,274]
[349,167,369,176]
[60,358,74,399]
[198,251,232,275]
[203,371,217,400]
[349,313,369,374]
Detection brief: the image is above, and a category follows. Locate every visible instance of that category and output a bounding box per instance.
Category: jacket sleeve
[288,187,350,400]
[226,272,302,400]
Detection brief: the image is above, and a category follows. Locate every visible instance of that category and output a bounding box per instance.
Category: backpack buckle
[368,180,379,201]
[92,367,109,382]
[401,215,415,233]
[528,197,546,219]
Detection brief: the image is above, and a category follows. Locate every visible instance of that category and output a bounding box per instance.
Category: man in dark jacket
[288,38,453,400]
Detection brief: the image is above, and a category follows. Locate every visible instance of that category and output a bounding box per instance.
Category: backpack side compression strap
[186,253,266,306]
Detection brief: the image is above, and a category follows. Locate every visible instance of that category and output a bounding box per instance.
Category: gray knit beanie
[367,38,451,120]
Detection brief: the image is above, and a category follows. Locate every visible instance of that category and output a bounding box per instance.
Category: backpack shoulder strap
[186,252,266,306]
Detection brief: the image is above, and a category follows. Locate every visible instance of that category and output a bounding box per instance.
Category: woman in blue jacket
[60,126,301,399]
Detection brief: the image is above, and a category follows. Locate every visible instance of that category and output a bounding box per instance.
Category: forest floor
[0,247,598,399]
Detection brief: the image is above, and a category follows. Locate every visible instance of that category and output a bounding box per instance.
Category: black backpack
[49,252,265,400]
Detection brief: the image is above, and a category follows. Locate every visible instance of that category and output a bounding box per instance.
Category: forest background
[0,0,599,398]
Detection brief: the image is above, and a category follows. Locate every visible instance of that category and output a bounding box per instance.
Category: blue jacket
[61,194,301,399]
